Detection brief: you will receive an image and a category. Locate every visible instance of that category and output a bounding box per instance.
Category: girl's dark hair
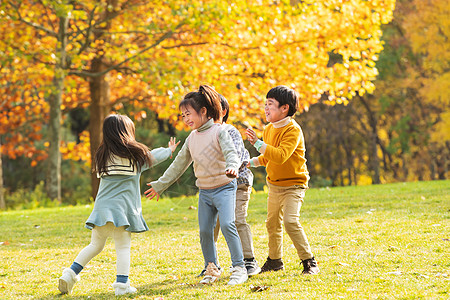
[266,85,299,117]
[219,94,230,123]
[93,114,151,175]
[179,85,222,121]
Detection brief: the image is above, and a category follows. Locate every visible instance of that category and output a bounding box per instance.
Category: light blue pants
[198,180,245,268]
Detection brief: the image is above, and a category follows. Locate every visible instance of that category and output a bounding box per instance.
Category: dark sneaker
[301,257,319,275]
[244,258,261,276]
[260,257,284,273]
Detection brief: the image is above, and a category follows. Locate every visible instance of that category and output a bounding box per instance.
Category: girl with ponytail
[145,85,248,286]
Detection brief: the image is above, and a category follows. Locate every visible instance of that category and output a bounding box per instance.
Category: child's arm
[246,127,268,167]
[255,127,301,165]
[148,137,180,167]
[144,140,192,199]
[226,125,248,168]
[218,128,240,177]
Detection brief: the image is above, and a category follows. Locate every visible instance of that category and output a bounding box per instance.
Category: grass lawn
[0,180,449,299]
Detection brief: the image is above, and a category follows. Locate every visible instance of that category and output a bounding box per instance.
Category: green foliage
[4,181,58,210]
[309,176,333,188]
[0,180,448,299]
[61,160,92,205]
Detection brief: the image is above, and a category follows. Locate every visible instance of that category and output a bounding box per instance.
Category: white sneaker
[199,262,221,284]
[112,282,137,296]
[227,265,248,285]
[58,268,80,294]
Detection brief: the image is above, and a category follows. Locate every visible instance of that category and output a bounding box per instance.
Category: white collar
[272,117,291,128]
[97,154,136,178]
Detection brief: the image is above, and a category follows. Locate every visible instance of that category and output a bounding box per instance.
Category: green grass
[1,180,449,299]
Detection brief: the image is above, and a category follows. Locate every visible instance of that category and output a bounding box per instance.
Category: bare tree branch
[8,1,58,38]
[76,4,98,55]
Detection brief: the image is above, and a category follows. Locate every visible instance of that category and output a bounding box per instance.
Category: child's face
[265,98,289,123]
[180,105,207,130]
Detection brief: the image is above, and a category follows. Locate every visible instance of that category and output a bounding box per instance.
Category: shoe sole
[260,267,284,273]
[200,275,219,284]
[247,267,261,277]
[227,276,248,285]
[302,269,320,275]
[58,279,69,294]
[115,290,137,296]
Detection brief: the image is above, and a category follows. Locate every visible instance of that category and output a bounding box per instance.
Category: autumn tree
[298,0,449,185]
[1,0,396,203]
[2,0,239,199]
[366,0,449,181]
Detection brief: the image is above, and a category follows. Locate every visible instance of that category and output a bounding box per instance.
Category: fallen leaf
[338,262,350,266]
[250,285,269,292]
[442,238,450,242]
[188,206,197,210]
[388,245,400,251]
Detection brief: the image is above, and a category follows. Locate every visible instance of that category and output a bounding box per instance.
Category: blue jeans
[198,179,244,268]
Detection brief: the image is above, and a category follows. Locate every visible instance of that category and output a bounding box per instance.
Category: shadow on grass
[38,279,205,299]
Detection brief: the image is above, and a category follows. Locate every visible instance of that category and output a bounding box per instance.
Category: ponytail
[180,84,222,121]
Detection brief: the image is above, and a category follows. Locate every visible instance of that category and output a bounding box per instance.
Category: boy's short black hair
[266,85,299,117]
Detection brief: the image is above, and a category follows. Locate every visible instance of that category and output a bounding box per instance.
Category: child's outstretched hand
[144,185,160,201]
[225,168,238,178]
[246,128,258,145]
[168,137,180,158]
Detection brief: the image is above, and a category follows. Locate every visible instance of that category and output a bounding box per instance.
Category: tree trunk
[402,155,409,180]
[88,0,117,200]
[46,16,68,201]
[359,95,381,184]
[46,76,63,201]
[89,58,111,199]
[370,133,380,184]
[0,140,5,210]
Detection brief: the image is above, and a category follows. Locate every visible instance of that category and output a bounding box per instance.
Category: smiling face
[264,98,289,123]
[180,104,207,130]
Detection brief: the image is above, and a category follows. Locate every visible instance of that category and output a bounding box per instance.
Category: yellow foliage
[431,111,450,142]
[0,0,396,162]
[357,174,373,186]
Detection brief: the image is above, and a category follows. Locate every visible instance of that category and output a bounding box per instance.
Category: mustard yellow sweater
[257,118,309,188]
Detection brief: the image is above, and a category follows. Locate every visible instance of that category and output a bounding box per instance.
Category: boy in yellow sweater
[246,85,319,275]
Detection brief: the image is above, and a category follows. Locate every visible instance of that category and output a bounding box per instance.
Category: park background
[0,0,449,208]
[0,1,449,299]
[0,0,449,209]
